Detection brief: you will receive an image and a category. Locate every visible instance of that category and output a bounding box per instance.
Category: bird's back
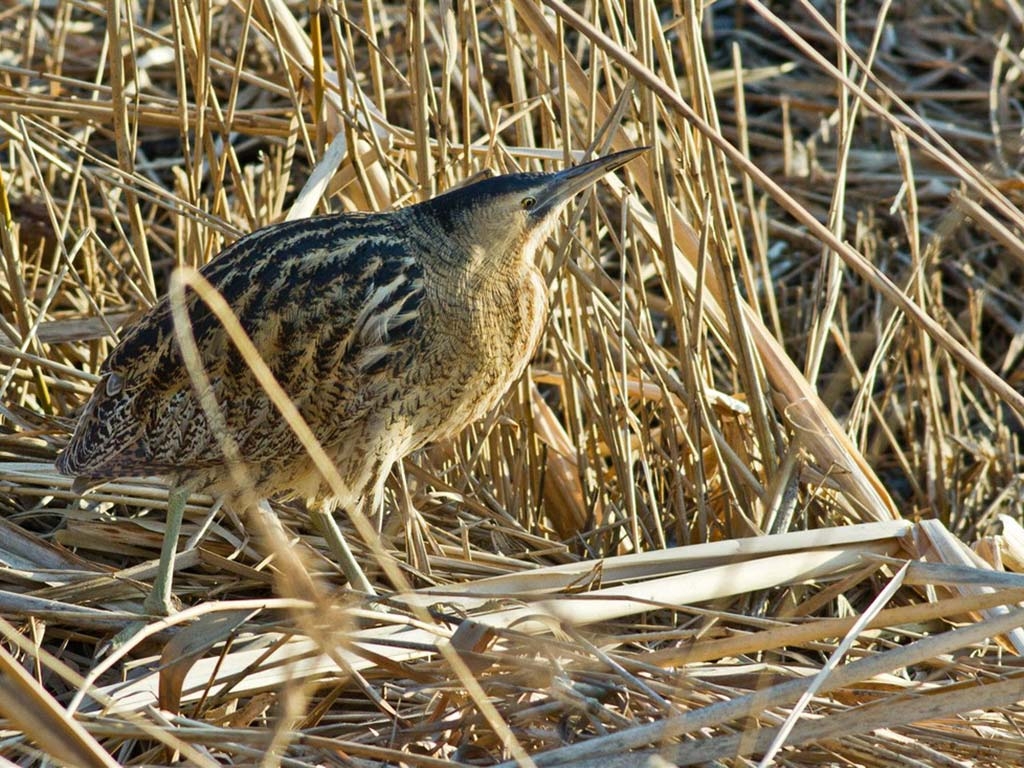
[58,212,426,486]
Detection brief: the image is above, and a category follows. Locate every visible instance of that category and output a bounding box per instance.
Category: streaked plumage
[57,147,645,612]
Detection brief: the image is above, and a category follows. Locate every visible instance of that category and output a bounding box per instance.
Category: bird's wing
[57,212,425,479]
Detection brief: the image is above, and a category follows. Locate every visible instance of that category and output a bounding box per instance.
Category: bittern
[57,147,645,617]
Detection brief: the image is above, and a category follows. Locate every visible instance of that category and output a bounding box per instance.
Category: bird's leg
[313,506,376,596]
[143,484,190,616]
[105,485,190,650]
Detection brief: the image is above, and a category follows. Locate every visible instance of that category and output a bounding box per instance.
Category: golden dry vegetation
[2,0,1024,765]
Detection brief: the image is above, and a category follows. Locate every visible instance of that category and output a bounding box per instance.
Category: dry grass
[2,0,1024,765]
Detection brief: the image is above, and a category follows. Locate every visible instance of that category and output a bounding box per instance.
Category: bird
[56,146,646,618]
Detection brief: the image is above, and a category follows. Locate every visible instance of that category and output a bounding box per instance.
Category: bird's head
[415,147,646,282]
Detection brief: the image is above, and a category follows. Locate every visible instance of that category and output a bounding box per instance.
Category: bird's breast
[476,265,547,381]
[412,266,547,443]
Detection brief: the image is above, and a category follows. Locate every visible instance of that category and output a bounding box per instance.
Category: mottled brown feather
[57,150,643,518]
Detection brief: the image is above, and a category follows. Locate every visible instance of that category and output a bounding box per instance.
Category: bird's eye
[521,196,536,210]
[105,372,123,396]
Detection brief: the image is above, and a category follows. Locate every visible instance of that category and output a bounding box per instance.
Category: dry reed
[1,0,1023,765]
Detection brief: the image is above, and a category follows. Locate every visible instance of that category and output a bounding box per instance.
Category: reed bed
[2,0,1024,765]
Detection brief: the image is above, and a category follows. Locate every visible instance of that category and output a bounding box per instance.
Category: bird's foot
[106,594,175,651]
[142,591,176,618]
[108,620,149,651]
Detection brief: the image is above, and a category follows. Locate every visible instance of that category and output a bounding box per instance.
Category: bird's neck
[408,211,536,298]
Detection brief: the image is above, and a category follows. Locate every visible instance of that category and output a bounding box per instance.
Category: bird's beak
[531,146,647,218]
